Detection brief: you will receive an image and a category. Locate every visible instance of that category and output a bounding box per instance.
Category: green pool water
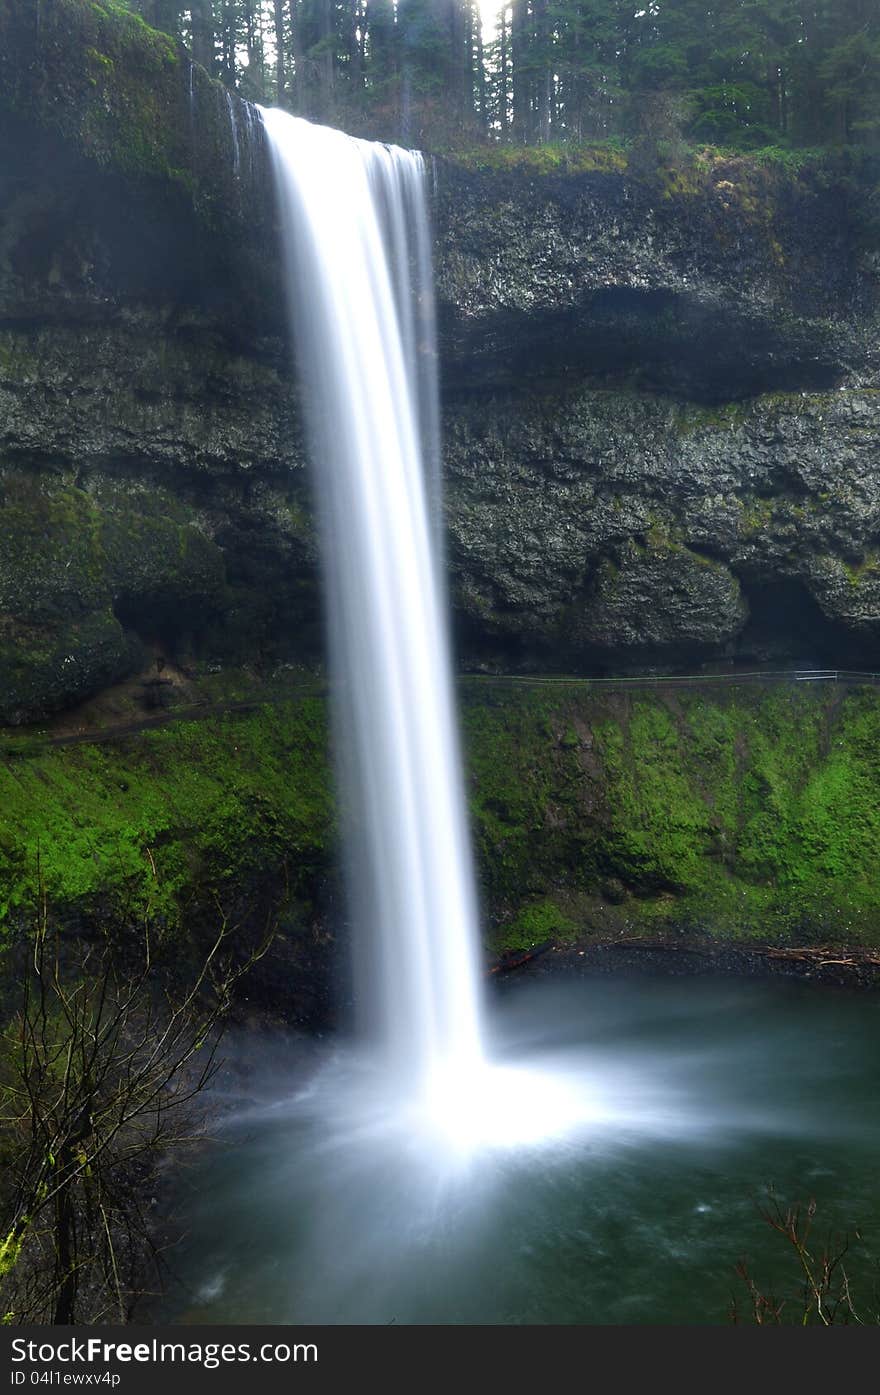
[165,975,880,1325]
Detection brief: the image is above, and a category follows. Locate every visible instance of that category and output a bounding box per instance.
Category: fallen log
[488,940,553,976]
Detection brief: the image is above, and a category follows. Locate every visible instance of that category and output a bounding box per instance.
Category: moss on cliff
[0,469,233,722]
[460,681,880,952]
[444,384,880,667]
[0,0,181,179]
[0,475,108,619]
[575,535,748,652]
[0,0,262,224]
[0,698,331,930]
[451,143,628,176]
[447,140,848,186]
[0,682,878,958]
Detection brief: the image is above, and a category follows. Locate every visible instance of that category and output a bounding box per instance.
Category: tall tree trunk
[498,4,510,133]
[290,0,307,113]
[319,0,335,121]
[274,0,288,101]
[449,0,470,135]
[475,10,487,135]
[511,0,529,141]
[221,2,237,87]
[532,0,550,142]
[191,0,214,71]
[347,0,364,94]
[367,0,395,73]
[462,0,476,135]
[244,0,264,97]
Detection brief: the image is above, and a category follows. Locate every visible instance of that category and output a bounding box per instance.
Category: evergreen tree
[118,0,880,152]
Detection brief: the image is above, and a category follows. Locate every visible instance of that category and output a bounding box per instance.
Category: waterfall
[259,110,485,1099]
[259,111,583,1154]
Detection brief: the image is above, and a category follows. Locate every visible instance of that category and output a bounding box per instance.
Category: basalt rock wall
[2,0,880,723]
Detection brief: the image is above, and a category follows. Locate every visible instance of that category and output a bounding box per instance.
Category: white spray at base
[259,109,582,1153]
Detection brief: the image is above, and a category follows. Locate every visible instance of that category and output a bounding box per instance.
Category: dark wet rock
[575,538,748,655]
[444,387,880,668]
[0,462,318,722]
[432,154,880,401]
[1,0,880,717]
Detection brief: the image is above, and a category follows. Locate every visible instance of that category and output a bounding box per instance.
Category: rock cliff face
[2,0,880,960]
[433,155,880,670]
[433,155,878,401]
[2,0,880,723]
[444,387,880,669]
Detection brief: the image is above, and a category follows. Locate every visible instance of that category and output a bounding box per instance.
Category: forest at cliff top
[122,0,880,149]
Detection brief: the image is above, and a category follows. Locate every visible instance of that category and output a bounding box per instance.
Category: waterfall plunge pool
[163,973,880,1325]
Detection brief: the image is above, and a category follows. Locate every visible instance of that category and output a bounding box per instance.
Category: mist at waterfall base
[169,977,880,1324]
[164,113,880,1323]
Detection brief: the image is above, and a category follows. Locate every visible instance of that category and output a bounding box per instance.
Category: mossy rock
[0,0,182,182]
[0,468,228,721]
[462,681,880,950]
[0,474,108,621]
[0,697,331,929]
[497,897,577,954]
[0,610,139,725]
[0,0,269,234]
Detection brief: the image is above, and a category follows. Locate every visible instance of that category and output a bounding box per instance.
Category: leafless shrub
[0,887,272,1324]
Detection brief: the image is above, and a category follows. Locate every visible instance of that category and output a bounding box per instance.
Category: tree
[0,893,272,1323]
[110,0,880,151]
[396,0,480,145]
[273,0,290,102]
[190,0,216,71]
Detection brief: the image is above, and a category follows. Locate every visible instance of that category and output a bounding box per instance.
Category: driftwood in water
[488,941,553,976]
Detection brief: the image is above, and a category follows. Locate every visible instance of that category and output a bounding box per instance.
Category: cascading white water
[260,110,582,1150]
[260,110,485,1094]
[173,120,880,1329]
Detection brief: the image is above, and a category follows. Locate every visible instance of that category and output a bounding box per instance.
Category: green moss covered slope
[463,681,880,952]
[1,682,878,956]
[0,698,330,929]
